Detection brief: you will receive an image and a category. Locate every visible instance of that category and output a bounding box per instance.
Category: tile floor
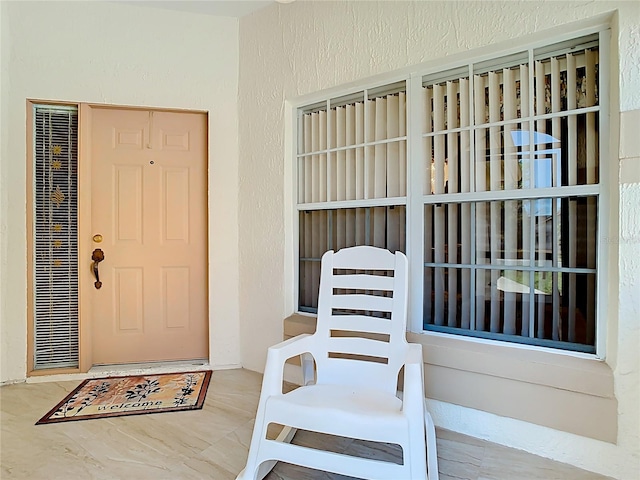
[0,369,611,479]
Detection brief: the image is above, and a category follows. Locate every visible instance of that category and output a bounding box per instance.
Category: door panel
[91,108,208,365]
[114,165,143,242]
[162,168,190,242]
[114,267,144,332]
[162,266,190,329]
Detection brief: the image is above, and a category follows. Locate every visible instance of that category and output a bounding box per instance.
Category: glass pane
[329,93,365,150]
[574,112,599,185]
[473,65,528,127]
[299,210,329,311]
[558,196,598,269]
[299,108,326,156]
[534,47,599,115]
[356,140,406,201]
[424,267,596,352]
[533,272,596,348]
[298,92,406,203]
[424,203,472,265]
[474,200,533,268]
[298,152,329,205]
[474,122,538,193]
[424,78,470,133]
[424,267,472,329]
[298,206,406,312]
[427,132,471,195]
[473,120,599,191]
[503,116,599,190]
[425,267,596,352]
[364,91,407,143]
[475,269,528,335]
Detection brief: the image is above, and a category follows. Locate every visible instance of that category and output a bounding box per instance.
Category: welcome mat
[36,370,211,425]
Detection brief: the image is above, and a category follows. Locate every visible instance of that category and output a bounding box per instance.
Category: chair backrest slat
[327,337,390,359]
[331,294,393,312]
[328,315,392,335]
[331,274,395,291]
[328,247,397,271]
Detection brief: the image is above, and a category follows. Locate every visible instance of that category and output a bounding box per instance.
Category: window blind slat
[550,57,562,341]
[320,110,328,203]
[459,78,472,329]
[488,72,502,333]
[474,75,487,331]
[346,105,356,201]
[398,92,407,198]
[432,85,446,325]
[585,48,598,345]
[311,112,320,203]
[534,62,548,339]
[374,97,387,200]
[446,82,459,327]
[566,53,578,342]
[386,94,400,198]
[503,68,518,335]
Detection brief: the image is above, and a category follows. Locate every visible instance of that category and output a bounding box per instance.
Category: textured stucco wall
[0,1,242,382]
[616,108,640,471]
[617,180,640,464]
[238,1,639,478]
[238,0,640,371]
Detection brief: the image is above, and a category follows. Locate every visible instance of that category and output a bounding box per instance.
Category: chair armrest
[261,334,315,395]
[267,333,315,363]
[402,343,426,416]
[404,342,424,366]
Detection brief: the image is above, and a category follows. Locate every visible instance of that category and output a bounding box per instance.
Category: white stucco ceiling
[117,0,274,18]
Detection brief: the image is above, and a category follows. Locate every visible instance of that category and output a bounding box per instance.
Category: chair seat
[267,384,405,439]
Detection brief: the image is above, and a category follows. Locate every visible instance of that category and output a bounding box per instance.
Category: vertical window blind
[33,105,79,369]
[296,32,603,354]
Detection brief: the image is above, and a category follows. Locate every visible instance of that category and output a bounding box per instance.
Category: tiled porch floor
[0,368,611,479]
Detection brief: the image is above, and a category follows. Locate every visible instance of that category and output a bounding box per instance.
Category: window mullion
[467,63,477,333]
[407,73,425,333]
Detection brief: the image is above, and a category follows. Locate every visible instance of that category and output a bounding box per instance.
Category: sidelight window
[32,104,80,369]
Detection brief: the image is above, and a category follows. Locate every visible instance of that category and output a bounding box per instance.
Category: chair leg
[236,426,298,480]
[424,403,439,480]
[236,417,266,480]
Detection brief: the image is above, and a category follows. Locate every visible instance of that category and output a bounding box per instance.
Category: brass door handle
[92,248,104,289]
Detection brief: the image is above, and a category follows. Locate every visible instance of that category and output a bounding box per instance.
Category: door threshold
[89,360,210,377]
[26,360,211,384]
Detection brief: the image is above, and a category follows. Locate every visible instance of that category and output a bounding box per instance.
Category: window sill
[409,330,612,398]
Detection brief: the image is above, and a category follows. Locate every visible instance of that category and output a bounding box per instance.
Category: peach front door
[90,108,208,365]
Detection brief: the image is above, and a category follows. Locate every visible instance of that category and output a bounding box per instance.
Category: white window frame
[286,19,612,359]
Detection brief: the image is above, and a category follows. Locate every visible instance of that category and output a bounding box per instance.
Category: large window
[294,31,606,354]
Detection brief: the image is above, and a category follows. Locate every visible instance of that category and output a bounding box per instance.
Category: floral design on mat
[125,379,161,402]
[173,374,198,406]
[53,381,111,418]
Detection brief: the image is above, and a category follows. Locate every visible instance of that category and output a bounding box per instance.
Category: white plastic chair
[237,246,439,480]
